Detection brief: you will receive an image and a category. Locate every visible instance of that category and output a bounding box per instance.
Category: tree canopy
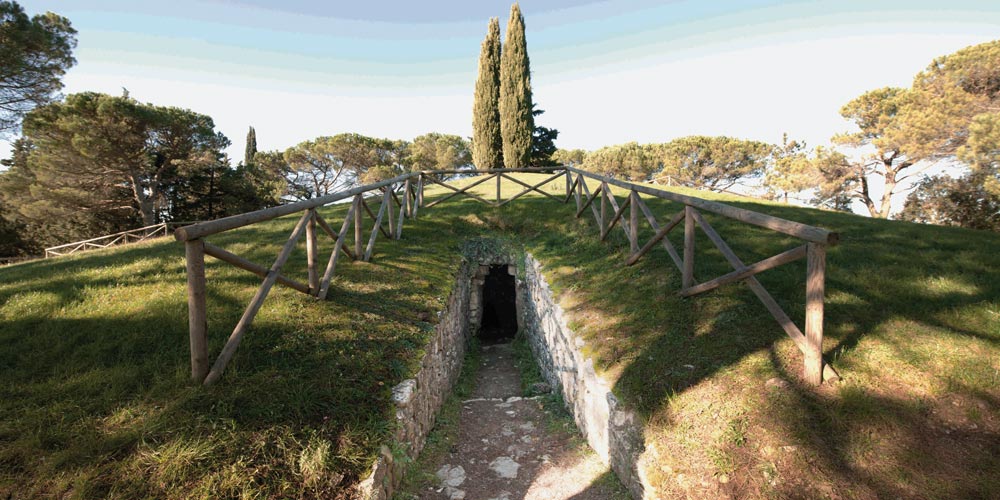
[581,142,660,181]
[244,126,257,165]
[899,174,1000,231]
[764,39,1000,223]
[657,136,772,192]
[472,17,502,170]
[0,1,76,135]
[499,3,533,168]
[530,106,559,166]
[6,92,230,237]
[406,132,472,172]
[579,137,772,191]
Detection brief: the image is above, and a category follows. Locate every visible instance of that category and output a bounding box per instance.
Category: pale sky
[8,0,1000,170]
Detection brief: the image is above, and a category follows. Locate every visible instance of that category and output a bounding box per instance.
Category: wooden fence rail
[45,222,183,258]
[563,166,839,384]
[177,167,840,386]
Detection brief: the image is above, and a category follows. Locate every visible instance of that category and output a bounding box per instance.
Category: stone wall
[356,245,652,499]
[518,253,651,499]
[357,262,473,500]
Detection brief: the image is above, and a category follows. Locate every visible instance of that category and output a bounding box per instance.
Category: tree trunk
[129,172,156,225]
[878,170,898,219]
[859,175,880,218]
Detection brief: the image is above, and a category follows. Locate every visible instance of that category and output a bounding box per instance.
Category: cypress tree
[245,126,257,165]
[499,3,534,168]
[472,18,502,170]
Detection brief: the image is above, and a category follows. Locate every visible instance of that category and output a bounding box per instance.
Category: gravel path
[417,343,624,500]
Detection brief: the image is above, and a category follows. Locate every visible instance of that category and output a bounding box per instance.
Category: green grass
[1,173,998,499]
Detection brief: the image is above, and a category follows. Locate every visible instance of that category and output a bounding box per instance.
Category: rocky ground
[415,343,626,500]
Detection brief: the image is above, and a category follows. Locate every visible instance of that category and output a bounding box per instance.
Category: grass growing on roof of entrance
[0,173,997,499]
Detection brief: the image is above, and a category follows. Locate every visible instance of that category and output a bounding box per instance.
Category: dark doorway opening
[479,265,517,344]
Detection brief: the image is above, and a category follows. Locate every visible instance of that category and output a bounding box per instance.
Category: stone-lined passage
[519,253,651,499]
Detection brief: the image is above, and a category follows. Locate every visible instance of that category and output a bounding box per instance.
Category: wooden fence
[44,222,187,258]
[176,167,839,386]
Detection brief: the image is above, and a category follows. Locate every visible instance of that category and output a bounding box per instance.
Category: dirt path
[416,343,625,500]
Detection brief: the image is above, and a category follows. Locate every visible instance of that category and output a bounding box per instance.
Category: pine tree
[245,126,257,165]
[499,3,534,168]
[472,18,502,170]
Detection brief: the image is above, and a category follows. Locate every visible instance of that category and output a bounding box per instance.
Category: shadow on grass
[1,181,998,498]
[489,191,999,498]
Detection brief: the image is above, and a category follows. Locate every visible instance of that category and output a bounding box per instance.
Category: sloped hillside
[0,173,997,499]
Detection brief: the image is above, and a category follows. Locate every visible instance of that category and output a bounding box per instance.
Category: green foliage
[406,132,471,172]
[552,148,586,166]
[898,174,1000,231]
[764,134,813,202]
[499,3,534,168]
[244,126,257,165]
[904,39,1000,159]
[0,1,76,135]
[13,92,231,228]
[283,137,354,200]
[767,87,921,218]
[282,134,407,200]
[786,39,1000,220]
[241,150,290,207]
[581,142,660,181]
[530,106,559,166]
[472,17,502,170]
[0,137,38,254]
[0,174,998,498]
[0,93,237,249]
[958,112,1000,196]
[657,135,772,192]
[581,136,771,190]
[0,199,33,256]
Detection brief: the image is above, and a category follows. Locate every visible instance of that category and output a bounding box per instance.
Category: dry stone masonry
[359,243,651,499]
[357,261,474,500]
[518,253,652,499]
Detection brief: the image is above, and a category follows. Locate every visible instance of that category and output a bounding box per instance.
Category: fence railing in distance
[177,167,840,386]
[44,222,186,258]
[565,166,839,384]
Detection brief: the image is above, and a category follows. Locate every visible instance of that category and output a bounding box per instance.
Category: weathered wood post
[353,195,363,258]
[683,205,695,289]
[575,174,583,211]
[185,239,209,382]
[629,191,639,254]
[306,209,318,294]
[386,186,397,239]
[565,170,571,201]
[397,178,410,240]
[410,178,419,219]
[805,242,826,385]
[417,174,424,209]
[600,181,608,237]
[496,172,501,204]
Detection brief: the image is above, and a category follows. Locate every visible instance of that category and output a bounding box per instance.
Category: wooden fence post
[185,239,208,382]
[575,174,583,211]
[386,187,397,239]
[805,242,826,385]
[410,179,419,218]
[353,194,363,258]
[683,205,695,289]
[565,170,571,200]
[600,181,608,236]
[417,174,424,210]
[397,178,410,240]
[306,209,318,294]
[496,172,501,204]
[629,191,639,254]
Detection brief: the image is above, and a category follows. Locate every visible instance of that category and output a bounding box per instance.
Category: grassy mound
[1,174,997,499]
